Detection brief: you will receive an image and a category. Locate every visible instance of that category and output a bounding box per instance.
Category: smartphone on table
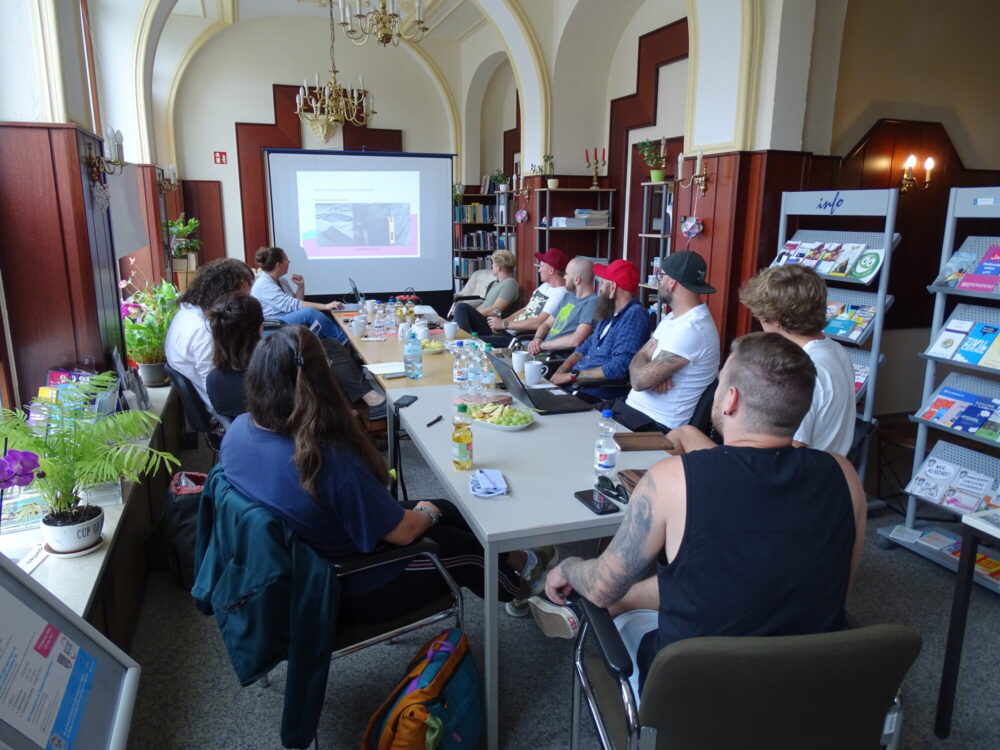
[573,489,621,515]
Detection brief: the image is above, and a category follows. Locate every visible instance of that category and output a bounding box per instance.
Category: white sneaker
[527,596,579,639]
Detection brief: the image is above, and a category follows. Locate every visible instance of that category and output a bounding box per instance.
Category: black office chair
[688,378,721,443]
[570,598,921,750]
[164,363,226,453]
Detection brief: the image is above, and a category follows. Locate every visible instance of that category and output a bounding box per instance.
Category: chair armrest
[578,597,633,680]
[453,295,484,303]
[332,537,441,577]
[262,318,285,331]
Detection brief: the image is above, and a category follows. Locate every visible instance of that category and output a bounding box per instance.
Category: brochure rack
[880,186,1000,590]
[776,189,902,481]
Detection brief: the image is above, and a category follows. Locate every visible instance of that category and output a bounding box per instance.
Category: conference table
[335,312,667,749]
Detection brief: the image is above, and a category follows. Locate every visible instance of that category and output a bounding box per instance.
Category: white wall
[479,60,515,184]
[56,0,92,130]
[690,0,742,148]
[0,0,46,122]
[172,16,451,257]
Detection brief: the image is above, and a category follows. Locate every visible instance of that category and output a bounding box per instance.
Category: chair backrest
[688,378,720,442]
[847,415,877,469]
[638,624,922,750]
[164,363,214,434]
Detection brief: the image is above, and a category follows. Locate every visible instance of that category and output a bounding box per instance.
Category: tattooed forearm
[562,474,660,608]
[629,349,690,391]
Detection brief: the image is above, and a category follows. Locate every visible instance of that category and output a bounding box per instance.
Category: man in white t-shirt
[606,251,720,432]
[737,264,855,454]
[483,247,569,347]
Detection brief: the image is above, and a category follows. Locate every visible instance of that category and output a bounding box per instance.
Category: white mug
[415,325,430,341]
[512,350,530,375]
[352,317,367,336]
[523,360,544,385]
[365,299,376,315]
[444,321,459,339]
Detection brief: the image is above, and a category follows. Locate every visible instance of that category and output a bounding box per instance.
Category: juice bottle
[452,404,473,470]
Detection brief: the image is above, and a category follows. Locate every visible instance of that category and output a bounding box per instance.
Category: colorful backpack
[362,628,483,750]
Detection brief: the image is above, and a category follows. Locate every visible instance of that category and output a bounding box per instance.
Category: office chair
[688,378,721,443]
[164,363,227,452]
[193,465,463,749]
[570,598,921,750]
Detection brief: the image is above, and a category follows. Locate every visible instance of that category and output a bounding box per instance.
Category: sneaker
[527,597,580,639]
[504,599,531,618]
[505,546,559,618]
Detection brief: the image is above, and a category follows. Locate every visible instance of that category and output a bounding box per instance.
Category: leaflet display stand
[0,553,140,750]
[776,189,902,485]
[878,186,1000,591]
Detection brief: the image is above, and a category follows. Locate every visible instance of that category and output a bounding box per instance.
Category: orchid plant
[120,263,179,365]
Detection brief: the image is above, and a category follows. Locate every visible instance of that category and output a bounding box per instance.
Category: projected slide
[298,171,419,259]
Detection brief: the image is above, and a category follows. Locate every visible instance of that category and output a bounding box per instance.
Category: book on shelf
[917,529,960,551]
[888,524,923,544]
[905,455,962,503]
[974,405,1000,442]
[977,335,1000,369]
[827,243,867,277]
[926,319,975,359]
[823,303,877,341]
[853,364,870,395]
[800,243,825,268]
[949,547,1000,581]
[932,249,980,288]
[771,241,799,267]
[454,203,495,223]
[952,394,1000,434]
[965,508,1000,535]
[814,243,845,275]
[952,323,1000,365]
[955,244,1000,292]
[847,248,886,283]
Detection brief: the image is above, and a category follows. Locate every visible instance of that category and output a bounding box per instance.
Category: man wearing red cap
[482,247,570,346]
[549,259,650,399]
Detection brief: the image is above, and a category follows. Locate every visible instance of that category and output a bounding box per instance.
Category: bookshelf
[533,188,615,263]
[879,186,1000,589]
[637,181,674,320]
[452,191,514,288]
[775,189,902,485]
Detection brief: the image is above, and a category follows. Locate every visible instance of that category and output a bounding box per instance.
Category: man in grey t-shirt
[527,257,598,354]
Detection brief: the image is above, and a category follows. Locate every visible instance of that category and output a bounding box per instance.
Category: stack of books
[575,209,610,227]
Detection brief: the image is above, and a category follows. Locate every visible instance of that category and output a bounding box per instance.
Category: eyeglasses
[595,474,630,504]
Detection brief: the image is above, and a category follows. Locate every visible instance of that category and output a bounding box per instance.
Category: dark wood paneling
[164,184,184,221]
[607,19,688,256]
[343,124,403,152]
[236,84,302,263]
[181,180,226,265]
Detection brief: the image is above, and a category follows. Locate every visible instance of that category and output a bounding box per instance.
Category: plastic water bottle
[373,309,386,338]
[403,331,423,379]
[466,341,482,398]
[480,343,496,393]
[384,303,397,335]
[452,341,468,392]
[594,409,618,481]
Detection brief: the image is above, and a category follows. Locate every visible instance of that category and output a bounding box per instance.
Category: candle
[924,157,935,183]
[359,74,364,92]
[520,173,524,191]
[114,129,124,161]
[677,152,684,181]
[169,164,177,182]
[601,147,605,162]
[660,137,665,158]
[584,148,589,164]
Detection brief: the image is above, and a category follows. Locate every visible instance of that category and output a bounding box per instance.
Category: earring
[722,410,731,416]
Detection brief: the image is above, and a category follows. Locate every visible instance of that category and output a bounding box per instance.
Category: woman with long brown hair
[218,326,552,621]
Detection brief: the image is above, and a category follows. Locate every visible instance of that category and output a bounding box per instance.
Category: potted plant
[453,183,465,206]
[0,373,179,553]
[166,214,202,271]
[492,169,509,193]
[120,266,179,386]
[636,139,667,182]
[540,154,558,189]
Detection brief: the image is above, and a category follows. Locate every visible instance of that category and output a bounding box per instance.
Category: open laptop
[343,277,365,311]
[486,351,593,415]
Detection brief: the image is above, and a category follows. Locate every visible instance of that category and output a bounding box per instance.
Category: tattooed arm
[629,337,690,392]
[546,461,682,608]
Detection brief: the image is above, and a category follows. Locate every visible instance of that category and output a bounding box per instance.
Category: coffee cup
[523,360,544,385]
[365,299,376,315]
[397,322,411,341]
[444,321,459,339]
[351,316,367,336]
[512,350,530,375]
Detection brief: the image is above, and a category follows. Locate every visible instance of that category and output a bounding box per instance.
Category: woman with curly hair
[165,258,254,408]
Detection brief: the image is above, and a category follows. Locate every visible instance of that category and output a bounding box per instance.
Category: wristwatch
[416,506,441,526]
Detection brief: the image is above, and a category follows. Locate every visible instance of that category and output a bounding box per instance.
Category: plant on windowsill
[636,139,667,182]
[0,373,179,554]
[120,263,179,386]
[166,213,202,269]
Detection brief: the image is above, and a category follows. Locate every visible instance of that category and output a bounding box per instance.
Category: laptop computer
[343,277,365,311]
[486,351,594,415]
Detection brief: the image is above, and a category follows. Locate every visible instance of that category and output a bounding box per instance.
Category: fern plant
[0,372,179,517]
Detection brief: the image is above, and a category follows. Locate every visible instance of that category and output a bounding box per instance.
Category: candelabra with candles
[585,147,606,189]
[157,164,179,193]
[337,0,429,47]
[677,149,709,196]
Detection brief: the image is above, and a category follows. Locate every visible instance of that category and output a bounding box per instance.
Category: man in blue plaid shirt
[549,259,650,400]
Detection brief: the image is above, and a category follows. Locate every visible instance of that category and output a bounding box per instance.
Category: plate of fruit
[468,403,535,431]
[421,339,446,355]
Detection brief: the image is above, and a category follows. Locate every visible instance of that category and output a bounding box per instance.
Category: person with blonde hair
[452,249,521,337]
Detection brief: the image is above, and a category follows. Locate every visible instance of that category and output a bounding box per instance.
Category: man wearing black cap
[612,250,720,431]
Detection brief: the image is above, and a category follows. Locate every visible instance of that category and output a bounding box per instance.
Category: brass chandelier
[336,0,429,47]
[296,0,376,142]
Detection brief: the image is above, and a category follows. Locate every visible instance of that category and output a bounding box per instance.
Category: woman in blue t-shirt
[219,325,547,623]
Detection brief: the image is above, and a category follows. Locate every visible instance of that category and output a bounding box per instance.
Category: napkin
[470,469,508,498]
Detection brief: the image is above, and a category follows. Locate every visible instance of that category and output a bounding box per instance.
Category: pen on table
[426,415,443,428]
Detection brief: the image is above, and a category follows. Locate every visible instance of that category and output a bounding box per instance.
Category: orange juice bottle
[452,404,473,470]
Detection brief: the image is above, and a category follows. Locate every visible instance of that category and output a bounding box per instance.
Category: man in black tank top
[539,332,867,700]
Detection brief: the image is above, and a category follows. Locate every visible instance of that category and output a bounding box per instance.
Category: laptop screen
[348,277,365,303]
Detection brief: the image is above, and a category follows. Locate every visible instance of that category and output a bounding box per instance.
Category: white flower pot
[41,506,104,554]
[547,178,560,190]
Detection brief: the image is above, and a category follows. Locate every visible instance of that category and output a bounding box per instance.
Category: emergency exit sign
[213,151,228,164]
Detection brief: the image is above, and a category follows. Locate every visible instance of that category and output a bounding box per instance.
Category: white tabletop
[390,385,668,551]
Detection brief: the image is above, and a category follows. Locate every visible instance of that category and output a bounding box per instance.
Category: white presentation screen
[266,149,454,296]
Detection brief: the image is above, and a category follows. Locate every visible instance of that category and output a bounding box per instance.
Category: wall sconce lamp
[157,164,179,193]
[678,149,709,196]
[901,154,934,193]
[86,128,129,183]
